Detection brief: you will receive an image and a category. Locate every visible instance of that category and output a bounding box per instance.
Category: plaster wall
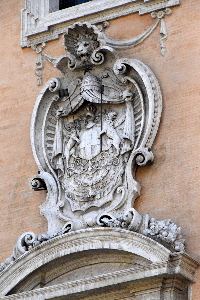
[0,0,200,298]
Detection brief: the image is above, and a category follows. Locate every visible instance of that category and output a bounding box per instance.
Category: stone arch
[0,228,171,296]
[0,228,197,300]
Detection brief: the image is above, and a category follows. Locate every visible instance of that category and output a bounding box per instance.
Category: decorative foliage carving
[143,218,185,252]
[98,209,185,252]
[0,232,51,273]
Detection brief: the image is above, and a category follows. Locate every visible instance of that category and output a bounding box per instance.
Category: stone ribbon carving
[30,22,163,236]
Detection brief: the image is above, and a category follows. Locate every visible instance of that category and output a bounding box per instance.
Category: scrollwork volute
[30,22,162,237]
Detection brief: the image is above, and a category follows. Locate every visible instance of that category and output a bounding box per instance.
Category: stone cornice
[21,0,180,47]
[0,228,198,297]
[0,256,198,299]
[0,263,179,300]
[0,229,170,294]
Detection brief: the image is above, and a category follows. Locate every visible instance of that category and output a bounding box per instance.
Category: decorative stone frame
[0,229,198,299]
[21,0,180,47]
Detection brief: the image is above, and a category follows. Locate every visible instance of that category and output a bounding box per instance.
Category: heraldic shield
[30,23,162,235]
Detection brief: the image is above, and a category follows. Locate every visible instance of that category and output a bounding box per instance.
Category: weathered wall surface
[0,0,200,297]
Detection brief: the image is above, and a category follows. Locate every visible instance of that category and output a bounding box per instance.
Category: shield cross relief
[31,23,162,234]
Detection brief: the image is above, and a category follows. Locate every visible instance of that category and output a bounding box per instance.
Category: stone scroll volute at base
[30,22,163,237]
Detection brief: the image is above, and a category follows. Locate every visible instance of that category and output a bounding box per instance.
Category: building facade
[0,0,200,299]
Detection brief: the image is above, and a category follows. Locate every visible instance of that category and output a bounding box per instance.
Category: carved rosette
[30,22,162,235]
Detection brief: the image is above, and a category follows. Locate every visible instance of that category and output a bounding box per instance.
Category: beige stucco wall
[0,0,200,297]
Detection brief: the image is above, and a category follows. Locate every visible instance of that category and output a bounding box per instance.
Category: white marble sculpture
[28,22,164,236]
[0,23,192,300]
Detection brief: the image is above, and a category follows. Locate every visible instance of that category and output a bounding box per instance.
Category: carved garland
[32,9,172,86]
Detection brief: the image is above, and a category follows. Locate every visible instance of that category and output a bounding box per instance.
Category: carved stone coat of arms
[31,22,162,235]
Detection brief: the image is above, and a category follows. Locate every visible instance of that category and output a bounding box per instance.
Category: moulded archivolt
[21,0,180,47]
[0,229,198,297]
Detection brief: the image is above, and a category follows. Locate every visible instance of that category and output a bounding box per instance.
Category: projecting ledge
[0,229,198,299]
